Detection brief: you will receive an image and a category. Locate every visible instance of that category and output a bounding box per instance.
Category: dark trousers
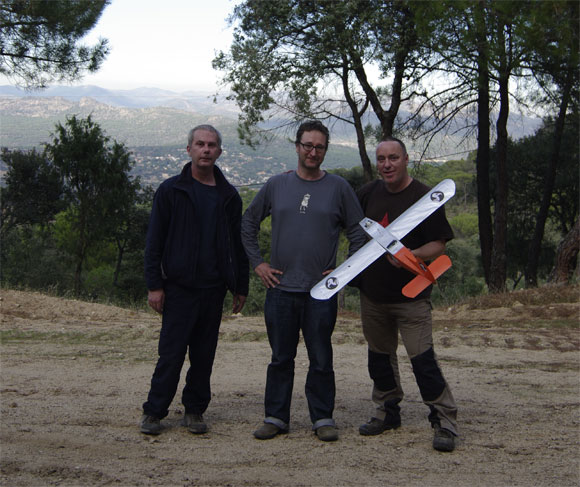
[263,288,337,428]
[143,283,226,419]
[360,293,458,435]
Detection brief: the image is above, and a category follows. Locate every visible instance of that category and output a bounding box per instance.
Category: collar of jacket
[172,161,236,203]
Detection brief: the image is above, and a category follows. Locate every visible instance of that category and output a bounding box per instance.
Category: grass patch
[1,329,89,344]
[462,284,579,309]
[442,357,579,373]
[0,329,153,345]
[221,330,269,342]
[524,319,580,329]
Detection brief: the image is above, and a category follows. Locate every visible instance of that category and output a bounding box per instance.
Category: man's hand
[387,239,446,269]
[232,294,247,314]
[386,254,402,268]
[148,289,165,314]
[254,262,283,288]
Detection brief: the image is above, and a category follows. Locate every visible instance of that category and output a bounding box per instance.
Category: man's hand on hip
[254,262,283,288]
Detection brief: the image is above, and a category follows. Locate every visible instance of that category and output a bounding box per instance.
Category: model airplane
[310,179,456,300]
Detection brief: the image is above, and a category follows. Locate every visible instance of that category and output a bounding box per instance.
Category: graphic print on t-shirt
[300,193,311,214]
[379,211,390,228]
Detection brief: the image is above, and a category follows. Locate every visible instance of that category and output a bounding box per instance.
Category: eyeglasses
[298,142,327,153]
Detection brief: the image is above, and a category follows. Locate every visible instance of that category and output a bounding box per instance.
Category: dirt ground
[1,286,579,487]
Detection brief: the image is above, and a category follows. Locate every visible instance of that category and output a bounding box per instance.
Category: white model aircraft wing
[386,178,456,241]
[309,239,386,300]
[310,178,456,300]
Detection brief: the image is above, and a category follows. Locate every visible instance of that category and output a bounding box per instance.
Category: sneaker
[182,413,208,434]
[253,422,287,440]
[359,415,401,436]
[140,414,162,435]
[316,425,339,442]
[433,424,456,452]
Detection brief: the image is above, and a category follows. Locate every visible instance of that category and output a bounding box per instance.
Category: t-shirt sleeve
[241,181,271,270]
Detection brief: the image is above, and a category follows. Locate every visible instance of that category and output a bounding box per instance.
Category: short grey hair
[380,136,407,155]
[188,124,222,148]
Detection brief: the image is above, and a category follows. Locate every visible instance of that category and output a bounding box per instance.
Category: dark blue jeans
[143,283,226,419]
[263,288,338,429]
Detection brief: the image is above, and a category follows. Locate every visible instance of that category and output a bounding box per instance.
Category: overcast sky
[3,0,242,93]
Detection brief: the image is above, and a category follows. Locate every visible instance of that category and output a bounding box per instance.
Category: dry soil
[1,286,579,486]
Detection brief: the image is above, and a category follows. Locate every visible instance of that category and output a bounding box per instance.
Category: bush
[450,213,479,238]
[0,225,74,291]
[432,237,485,306]
[84,265,115,298]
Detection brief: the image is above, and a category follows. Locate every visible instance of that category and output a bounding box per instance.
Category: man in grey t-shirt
[242,120,365,442]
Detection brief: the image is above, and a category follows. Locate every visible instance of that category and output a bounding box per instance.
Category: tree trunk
[355,125,374,183]
[489,25,510,293]
[474,0,493,287]
[74,243,85,296]
[548,217,579,284]
[342,62,374,182]
[525,69,573,287]
[351,5,414,144]
[113,237,126,288]
[74,211,88,296]
[338,289,345,310]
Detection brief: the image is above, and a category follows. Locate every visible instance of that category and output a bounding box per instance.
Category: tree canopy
[215,0,579,292]
[45,115,140,294]
[0,0,110,89]
[0,147,65,231]
[214,0,426,181]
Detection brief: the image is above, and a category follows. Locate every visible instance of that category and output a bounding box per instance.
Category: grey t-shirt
[241,170,366,292]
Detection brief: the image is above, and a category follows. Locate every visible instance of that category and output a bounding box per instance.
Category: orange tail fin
[401,255,452,298]
[393,247,435,282]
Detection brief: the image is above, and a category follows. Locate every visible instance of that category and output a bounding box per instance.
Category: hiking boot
[359,415,401,436]
[182,413,208,434]
[253,422,287,440]
[433,424,456,452]
[140,414,162,435]
[316,425,339,442]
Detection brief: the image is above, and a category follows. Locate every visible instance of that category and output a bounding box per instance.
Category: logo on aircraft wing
[430,191,444,202]
[325,277,339,289]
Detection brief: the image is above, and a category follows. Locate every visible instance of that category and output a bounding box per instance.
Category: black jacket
[145,162,249,296]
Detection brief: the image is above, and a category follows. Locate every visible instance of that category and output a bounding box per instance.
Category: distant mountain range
[0,85,542,187]
[0,86,362,186]
[0,93,234,147]
[0,84,238,115]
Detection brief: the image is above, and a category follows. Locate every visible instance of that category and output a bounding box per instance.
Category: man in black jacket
[140,124,249,436]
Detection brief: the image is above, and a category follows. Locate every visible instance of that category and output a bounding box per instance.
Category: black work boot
[358,414,401,435]
[359,400,401,436]
[182,413,208,434]
[433,423,456,452]
[140,414,162,435]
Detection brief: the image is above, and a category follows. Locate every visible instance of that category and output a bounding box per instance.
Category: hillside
[1,285,578,486]
[0,84,542,186]
[0,95,362,186]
